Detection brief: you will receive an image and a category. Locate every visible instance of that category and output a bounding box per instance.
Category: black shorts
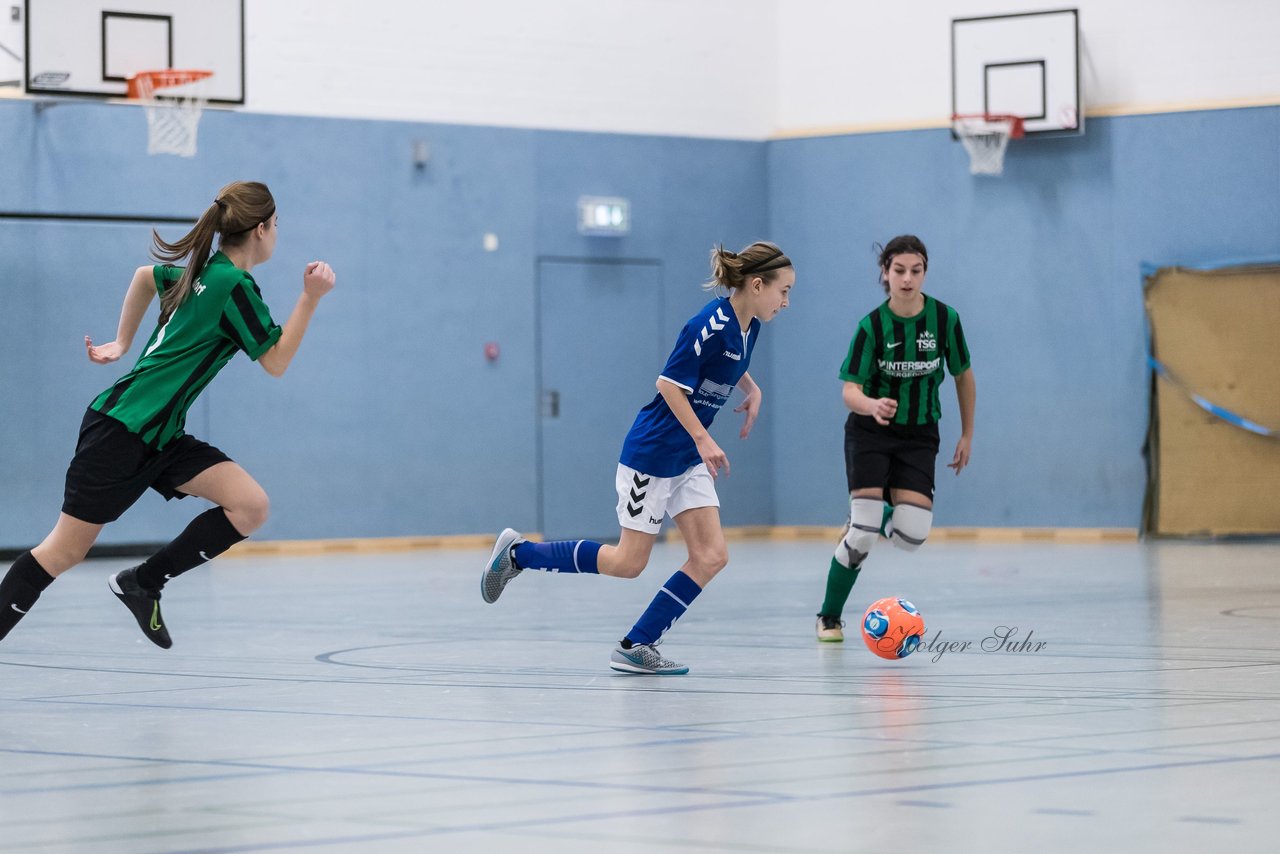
[62,408,232,525]
[844,413,940,502]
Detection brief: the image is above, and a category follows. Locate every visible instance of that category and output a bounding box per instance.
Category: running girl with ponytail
[0,181,336,649]
[482,241,794,674]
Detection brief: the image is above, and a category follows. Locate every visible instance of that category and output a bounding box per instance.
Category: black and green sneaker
[109,568,172,649]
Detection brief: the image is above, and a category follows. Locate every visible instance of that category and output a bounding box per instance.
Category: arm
[85,266,156,363]
[657,377,730,478]
[947,368,976,474]
[258,261,336,378]
[733,371,762,439]
[842,381,897,426]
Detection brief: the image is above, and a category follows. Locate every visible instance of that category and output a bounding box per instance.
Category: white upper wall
[68,0,1269,139]
[776,0,1280,135]
[245,0,777,139]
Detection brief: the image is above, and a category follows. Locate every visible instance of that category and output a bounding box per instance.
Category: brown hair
[707,241,792,291]
[151,180,276,324]
[875,234,928,294]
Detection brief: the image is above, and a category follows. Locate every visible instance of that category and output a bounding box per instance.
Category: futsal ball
[861,597,926,660]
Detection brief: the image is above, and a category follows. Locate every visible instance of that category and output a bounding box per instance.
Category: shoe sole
[609,659,689,676]
[480,528,520,604]
[817,636,844,643]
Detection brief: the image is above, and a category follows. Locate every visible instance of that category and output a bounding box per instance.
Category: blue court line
[0,747,797,801]
[0,769,291,796]
[143,751,1278,853]
[166,797,787,854]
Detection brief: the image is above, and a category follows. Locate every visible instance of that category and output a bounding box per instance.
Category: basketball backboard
[24,0,243,103]
[1,5,21,87]
[952,8,1082,138]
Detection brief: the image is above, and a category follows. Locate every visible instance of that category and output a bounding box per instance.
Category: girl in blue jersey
[483,242,794,674]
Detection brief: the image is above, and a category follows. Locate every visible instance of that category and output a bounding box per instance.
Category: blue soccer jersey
[620,297,761,477]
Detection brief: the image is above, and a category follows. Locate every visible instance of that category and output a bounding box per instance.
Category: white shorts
[615,463,720,535]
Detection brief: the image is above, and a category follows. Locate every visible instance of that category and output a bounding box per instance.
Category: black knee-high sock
[0,552,56,641]
[134,508,247,591]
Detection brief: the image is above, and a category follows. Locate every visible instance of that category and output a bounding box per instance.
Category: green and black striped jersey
[90,252,282,449]
[839,295,970,426]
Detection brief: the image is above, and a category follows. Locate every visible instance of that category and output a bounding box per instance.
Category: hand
[734,388,761,439]
[695,433,729,480]
[85,336,125,364]
[948,435,972,475]
[303,261,336,299]
[871,397,898,426]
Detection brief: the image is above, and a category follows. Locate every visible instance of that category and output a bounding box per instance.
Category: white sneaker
[609,641,689,675]
[481,528,524,603]
[816,614,845,643]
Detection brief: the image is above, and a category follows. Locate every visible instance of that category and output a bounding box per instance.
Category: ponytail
[707,241,792,291]
[150,181,276,324]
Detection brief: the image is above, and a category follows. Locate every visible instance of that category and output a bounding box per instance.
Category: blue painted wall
[2,101,1276,544]
[0,101,769,546]
[766,106,1280,527]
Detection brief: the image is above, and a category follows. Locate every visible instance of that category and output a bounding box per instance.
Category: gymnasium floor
[1,537,1277,853]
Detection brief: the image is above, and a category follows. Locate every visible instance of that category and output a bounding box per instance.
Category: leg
[108,462,262,649]
[175,461,270,536]
[32,513,105,576]
[612,505,724,676]
[817,488,886,641]
[0,514,101,641]
[130,462,262,591]
[885,488,933,551]
[482,465,667,603]
[597,528,657,579]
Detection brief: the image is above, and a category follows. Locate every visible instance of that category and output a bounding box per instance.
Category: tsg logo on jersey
[693,306,732,357]
[916,330,937,351]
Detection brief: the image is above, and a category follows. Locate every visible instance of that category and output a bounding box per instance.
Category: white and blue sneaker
[609,641,689,675]
[481,528,525,604]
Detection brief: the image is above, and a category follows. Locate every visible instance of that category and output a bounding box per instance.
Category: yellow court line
[223,526,1138,556]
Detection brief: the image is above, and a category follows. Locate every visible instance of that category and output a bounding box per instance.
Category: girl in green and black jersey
[815,235,976,642]
[0,181,336,649]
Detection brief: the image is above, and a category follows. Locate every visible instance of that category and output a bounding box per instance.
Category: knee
[688,546,728,581]
[37,545,91,576]
[608,550,648,579]
[888,503,933,552]
[837,497,885,566]
[231,488,270,534]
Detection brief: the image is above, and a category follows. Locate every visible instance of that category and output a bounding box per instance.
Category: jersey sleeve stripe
[230,285,272,347]
[658,374,694,393]
[950,311,971,373]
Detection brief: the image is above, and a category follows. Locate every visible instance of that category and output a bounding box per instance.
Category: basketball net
[127,70,213,158]
[952,114,1024,176]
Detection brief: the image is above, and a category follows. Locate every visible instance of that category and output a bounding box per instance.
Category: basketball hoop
[951,114,1024,176]
[127,70,213,158]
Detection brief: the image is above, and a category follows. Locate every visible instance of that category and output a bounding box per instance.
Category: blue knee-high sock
[624,571,703,646]
[512,540,601,574]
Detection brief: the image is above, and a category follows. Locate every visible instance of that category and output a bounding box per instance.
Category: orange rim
[126,69,213,99]
[951,113,1025,139]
